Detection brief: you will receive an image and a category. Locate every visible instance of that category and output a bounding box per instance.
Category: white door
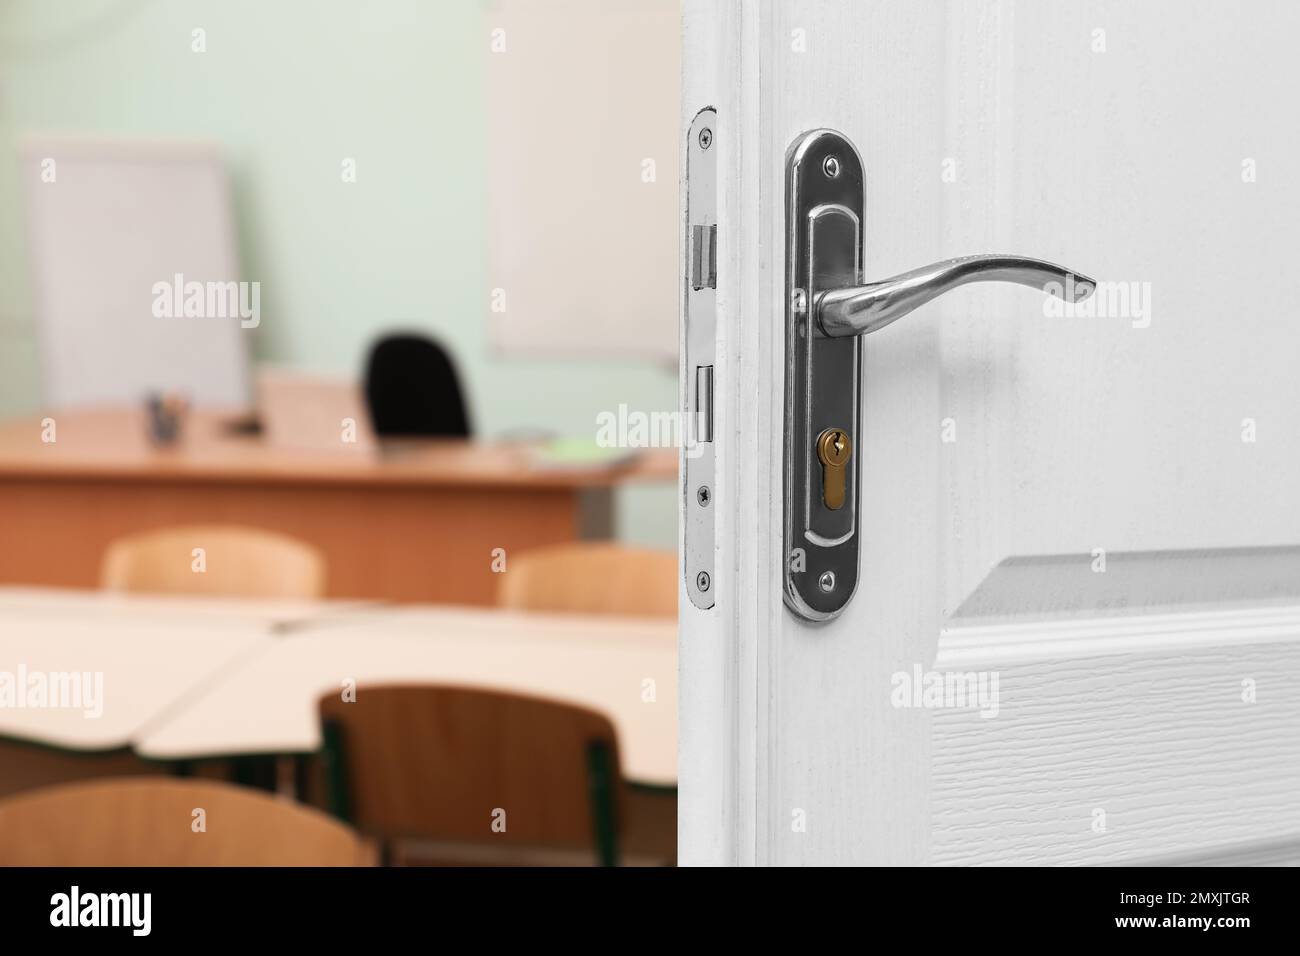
[679,0,1300,866]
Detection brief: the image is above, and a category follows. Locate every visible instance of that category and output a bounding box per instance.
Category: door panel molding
[934,606,1300,865]
[942,603,1300,664]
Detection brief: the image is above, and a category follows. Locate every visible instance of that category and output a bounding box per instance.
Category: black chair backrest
[364,334,470,438]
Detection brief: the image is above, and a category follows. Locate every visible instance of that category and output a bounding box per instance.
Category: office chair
[364,333,470,438]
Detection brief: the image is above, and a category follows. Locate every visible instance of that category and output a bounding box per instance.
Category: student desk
[136,606,678,787]
[0,409,676,605]
[0,615,270,753]
[0,586,380,633]
[0,594,677,787]
[0,591,378,798]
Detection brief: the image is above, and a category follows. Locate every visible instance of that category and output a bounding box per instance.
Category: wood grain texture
[932,607,1300,865]
[0,778,367,866]
[497,542,677,618]
[0,476,578,604]
[319,685,624,854]
[927,2,1300,865]
[101,525,325,599]
[0,409,676,603]
[0,409,675,488]
[0,740,158,802]
[0,405,670,600]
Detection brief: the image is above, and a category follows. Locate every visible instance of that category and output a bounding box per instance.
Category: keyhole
[816,427,853,510]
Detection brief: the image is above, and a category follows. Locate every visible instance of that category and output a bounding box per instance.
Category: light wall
[0,0,677,547]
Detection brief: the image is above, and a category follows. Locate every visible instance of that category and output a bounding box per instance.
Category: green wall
[0,0,676,546]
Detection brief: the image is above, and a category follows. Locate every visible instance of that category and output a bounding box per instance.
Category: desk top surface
[0,409,677,490]
[0,586,380,632]
[0,614,271,752]
[136,606,678,785]
[0,593,678,785]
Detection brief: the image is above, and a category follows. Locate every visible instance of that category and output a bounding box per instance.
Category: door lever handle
[816,254,1096,338]
[783,126,1098,622]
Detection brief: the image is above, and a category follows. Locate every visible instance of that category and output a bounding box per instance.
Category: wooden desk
[0,409,676,604]
[136,606,678,786]
[0,590,388,799]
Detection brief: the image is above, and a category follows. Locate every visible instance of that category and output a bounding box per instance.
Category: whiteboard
[485,0,680,360]
[21,137,251,410]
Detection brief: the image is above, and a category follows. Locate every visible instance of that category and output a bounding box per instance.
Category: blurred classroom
[0,0,681,866]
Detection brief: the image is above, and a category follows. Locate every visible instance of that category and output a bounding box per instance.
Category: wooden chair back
[496,543,676,617]
[101,524,325,599]
[0,778,366,865]
[319,684,624,865]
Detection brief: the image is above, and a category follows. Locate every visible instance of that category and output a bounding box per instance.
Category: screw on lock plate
[816,427,852,510]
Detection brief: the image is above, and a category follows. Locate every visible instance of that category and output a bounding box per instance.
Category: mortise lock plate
[783,128,1096,622]
[683,107,717,610]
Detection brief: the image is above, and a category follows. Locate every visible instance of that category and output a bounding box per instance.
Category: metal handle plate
[783,129,864,622]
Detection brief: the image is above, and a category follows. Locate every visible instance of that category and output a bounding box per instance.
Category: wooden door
[679,0,1300,866]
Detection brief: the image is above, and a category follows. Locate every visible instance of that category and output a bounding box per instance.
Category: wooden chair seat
[0,778,367,866]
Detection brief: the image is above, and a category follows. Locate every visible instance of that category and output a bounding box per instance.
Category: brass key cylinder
[816,427,852,510]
